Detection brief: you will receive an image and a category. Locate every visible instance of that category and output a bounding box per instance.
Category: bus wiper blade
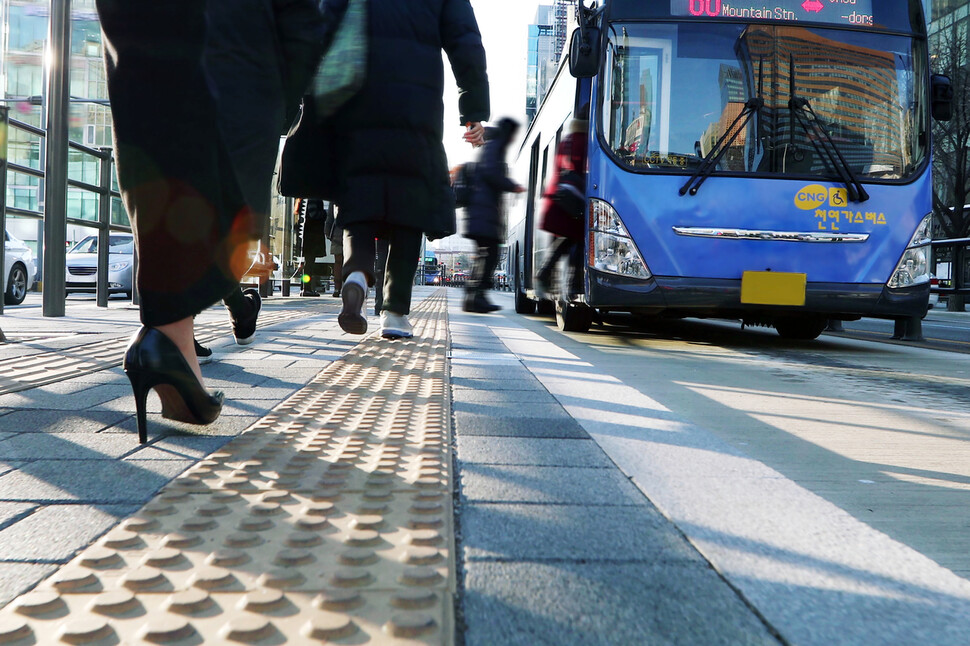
[680,97,763,197]
[789,97,869,203]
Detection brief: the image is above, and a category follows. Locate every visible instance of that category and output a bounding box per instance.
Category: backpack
[452,162,476,208]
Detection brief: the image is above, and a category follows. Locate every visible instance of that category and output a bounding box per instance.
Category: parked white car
[3,230,37,305]
[66,233,134,298]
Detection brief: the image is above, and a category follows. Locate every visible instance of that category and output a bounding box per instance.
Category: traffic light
[302,273,311,284]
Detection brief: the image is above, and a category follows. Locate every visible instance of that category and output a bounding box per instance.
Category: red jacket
[539,131,587,241]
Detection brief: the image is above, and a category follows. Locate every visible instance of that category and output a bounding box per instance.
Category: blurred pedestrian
[295,197,329,296]
[462,117,524,313]
[97,0,330,442]
[536,110,589,298]
[325,205,344,297]
[300,0,490,340]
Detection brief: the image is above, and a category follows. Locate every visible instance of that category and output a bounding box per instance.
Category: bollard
[281,277,290,297]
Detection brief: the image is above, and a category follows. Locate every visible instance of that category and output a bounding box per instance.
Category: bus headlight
[588,198,652,279]
[887,214,932,288]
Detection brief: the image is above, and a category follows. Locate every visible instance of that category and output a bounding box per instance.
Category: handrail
[0,108,131,315]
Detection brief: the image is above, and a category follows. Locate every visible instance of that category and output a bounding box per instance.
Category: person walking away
[536,111,589,298]
[307,0,489,340]
[325,204,344,297]
[462,117,525,313]
[297,197,329,296]
[97,0,330,443]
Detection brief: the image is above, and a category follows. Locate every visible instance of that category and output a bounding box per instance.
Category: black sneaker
[232,288,261,345]
[337,282,367,334]
[194,338,213,364]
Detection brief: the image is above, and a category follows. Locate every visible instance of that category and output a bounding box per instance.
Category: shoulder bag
[313,0,367,121]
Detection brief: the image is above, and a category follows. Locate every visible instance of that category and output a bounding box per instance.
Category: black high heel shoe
[124,327,224,443]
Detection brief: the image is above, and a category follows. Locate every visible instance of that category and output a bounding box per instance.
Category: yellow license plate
[740,271,806,306]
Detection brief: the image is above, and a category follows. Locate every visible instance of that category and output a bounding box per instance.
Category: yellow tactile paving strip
[0,309,311,396]
[0,291,454,645]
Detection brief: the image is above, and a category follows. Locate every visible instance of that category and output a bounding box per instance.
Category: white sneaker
[380,311,413,339]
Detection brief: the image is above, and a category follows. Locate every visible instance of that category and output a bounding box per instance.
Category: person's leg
[381,226,422,316]
[464,238,501,313]
[332,252,343,296]
[464,237,485,305]
[480,241,500,291]
[338,223,378,334]
[537,236,572,294]
[374,240,388,316]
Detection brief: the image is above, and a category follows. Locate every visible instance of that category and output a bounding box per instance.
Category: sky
[442,0,542,168]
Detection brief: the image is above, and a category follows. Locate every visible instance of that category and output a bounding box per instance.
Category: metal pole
[96,148,112,307]
[42,0,71,317]
[0,105,8,318]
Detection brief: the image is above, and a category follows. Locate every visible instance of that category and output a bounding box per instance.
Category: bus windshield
[602,22,926,181]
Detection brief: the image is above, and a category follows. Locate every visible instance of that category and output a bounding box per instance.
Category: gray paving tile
[461,465,645,504]
[99,411,257,439]
[454,401,571,419]
[452,389,558,405]
[450,365,534,380]
[0,562,59,608]
[0,384,131,411]
[0,459,190,503]
[0,410,130,434]
[462,503,698,562]
[456,437,614,467]
[462,561,779,646]
[126,435,235,460]
[0,504,137,562]
[0,503,35,530]
[454,412,588,438]
[0,433,141,460]
[452,377,544,391]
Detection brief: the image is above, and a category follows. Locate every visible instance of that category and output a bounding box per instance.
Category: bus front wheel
[774,317,825,340]
[513,260,535,315]
[556,300,593,333]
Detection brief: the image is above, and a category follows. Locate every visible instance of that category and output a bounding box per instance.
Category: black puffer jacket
[463,118,519,241]
[328,0,489,239]
[206,0,330,234]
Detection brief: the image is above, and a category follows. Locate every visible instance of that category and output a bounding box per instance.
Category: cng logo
[794,184,828,210]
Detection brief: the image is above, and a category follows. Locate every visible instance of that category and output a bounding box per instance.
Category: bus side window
[540,146,550,204]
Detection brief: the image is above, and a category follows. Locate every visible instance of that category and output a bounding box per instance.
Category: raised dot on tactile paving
[206,548,249,567]
[181,517,217,533]
[219,476,255,491]
[260,491,292,504]
[211,490,241,502]
[399,566,443,586]
[87,590,139,616]
[143,547,184,568]
[391,589,438,610]
[57,617,113,644]
[162,532,202,549]
[295,516,329,531]
[330,568,373,588]
[79,546,121,569]
[196,502,230,517]
[339,548,378,566]
[122,516,158,532]
[138,617,195,644]
[300,501,334,516]
[143,502,176,516]
[219,616,274,643]
[274,549,314,567]
[237,517,274,532]
[257,568,304,589]
[189,566,235,590]
[238,589,286,613]
[13,590,64,616]
[0,617,31,644]
[224,532,263,548]
[343,529,380,547]
[410,500,444,515]
[286,531,322,548]
[348,514,383,530]
[301,613,357,641]
[312,590,363,612]
[384,613,436,639]
[51,569,99,592]
[164,588,213,615]
[402,547,443,566]
[122,567,167,591]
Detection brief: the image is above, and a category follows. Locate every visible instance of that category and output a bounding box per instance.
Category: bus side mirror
[569,27,600,79]
[931,74,953,122]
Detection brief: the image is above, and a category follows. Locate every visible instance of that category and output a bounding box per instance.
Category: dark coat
[539,129,588,241]
[206,0,330,232]
[317,0,489,240]
[463,118,519,242]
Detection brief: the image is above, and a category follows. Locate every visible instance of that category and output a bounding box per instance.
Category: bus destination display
[670,0,874,26]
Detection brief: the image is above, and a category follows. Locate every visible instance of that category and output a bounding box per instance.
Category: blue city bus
[507,0,951,337]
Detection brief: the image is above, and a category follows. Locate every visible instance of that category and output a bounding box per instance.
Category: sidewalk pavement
[1,288,931,644]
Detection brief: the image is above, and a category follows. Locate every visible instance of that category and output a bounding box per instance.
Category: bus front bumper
[585,269,929,320]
